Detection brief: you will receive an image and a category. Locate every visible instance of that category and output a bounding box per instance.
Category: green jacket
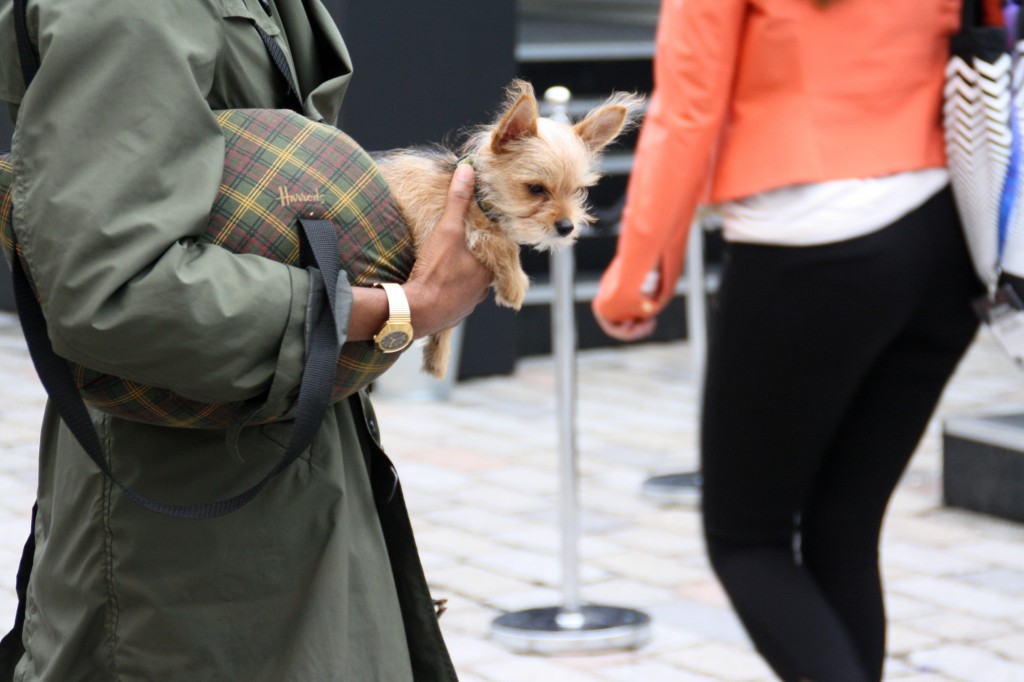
[0,1,456,680]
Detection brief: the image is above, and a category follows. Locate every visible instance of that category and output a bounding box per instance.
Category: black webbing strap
[951,0,1009,73]
[0,504,33,677]
[7,0,342,519]
[961,0,977,26]
[1,2,39,673]
[252,20,304,112]
[12,0,38,85]
[13,225,342,518]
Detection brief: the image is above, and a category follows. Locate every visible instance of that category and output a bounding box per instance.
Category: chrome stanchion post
[641,218,705,502]
[553,187,583,624]
[491,86,651,654]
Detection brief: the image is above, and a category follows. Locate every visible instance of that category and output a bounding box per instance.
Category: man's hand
[345,162,492,342]
[403,162,492,337]
[348,162,491,342]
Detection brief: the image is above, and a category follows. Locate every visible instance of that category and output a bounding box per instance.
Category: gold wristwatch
[373,283,414,353]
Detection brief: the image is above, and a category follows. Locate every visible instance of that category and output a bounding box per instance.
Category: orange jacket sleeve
[592,0,747,323]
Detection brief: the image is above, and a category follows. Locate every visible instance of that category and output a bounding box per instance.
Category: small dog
[374,80,642,377]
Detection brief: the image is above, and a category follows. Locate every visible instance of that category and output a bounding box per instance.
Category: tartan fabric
[0,152,15,266]
[0,109,415,428]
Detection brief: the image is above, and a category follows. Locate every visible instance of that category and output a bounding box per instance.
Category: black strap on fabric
[0,503,33,678]
[961,0,978,27]
[1,4,37,673]
[952,0,1007,63]
[252,20,304,111]
[12,0,38,86]
[7,0,341,519]
[13,224,342,518]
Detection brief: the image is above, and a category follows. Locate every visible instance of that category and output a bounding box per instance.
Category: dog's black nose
[555,219,575,237]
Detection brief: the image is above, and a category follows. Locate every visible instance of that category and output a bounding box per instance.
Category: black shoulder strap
[8,0,339,519]
[12,0,39,87]
[252,20,304,110]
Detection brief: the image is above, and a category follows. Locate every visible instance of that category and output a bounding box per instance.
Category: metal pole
[491,86,651,654]
[552,214,583,622]
[641,219,705,502]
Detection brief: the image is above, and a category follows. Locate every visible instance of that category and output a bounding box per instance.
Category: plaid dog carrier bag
[1,108,415,430]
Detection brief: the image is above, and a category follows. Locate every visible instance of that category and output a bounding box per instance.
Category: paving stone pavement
[1,309,1024,681]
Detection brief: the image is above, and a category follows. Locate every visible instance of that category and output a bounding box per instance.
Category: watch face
[379,330,411,352]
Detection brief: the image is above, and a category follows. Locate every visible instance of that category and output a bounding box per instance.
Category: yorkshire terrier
[374,79,643,377]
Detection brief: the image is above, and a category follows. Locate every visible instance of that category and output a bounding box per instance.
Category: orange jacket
[593,0,963,323]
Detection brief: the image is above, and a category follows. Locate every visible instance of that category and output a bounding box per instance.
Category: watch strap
[376,282,412,326]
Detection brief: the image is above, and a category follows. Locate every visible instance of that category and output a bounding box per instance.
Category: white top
[717,168,950,246]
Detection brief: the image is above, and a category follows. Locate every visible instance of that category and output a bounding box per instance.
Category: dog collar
[457,155,504,224]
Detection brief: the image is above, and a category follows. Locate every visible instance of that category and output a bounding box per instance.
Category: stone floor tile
[422,505,531,535]
[595,660,718,682]
[645,602,750,645]
[449,674,491,682]
[909,645,1023,682]
[469,549,609,586]
[660,642,776,681]
[888,577,1022,619]
[412,525,510,560]
[901,611,1012,643]
[581,577,677,609]
[673,577,732,609]
[882,542,989,576]
[483,586,566,613]
[468,656,607,682]
[982,632,1024,662]
[428,564,536,604]
[888,624,942,657]
[634,621,704,654]
[589,552,697,587]
[442,633,512,669]
[955,540,1024,572]
[959,567,1024,596]
[886,593,944,620]
[451,484,554,515]
[599,525,695,558]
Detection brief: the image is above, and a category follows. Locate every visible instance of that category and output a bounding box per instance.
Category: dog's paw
[494,271,529,310]
[421,330,452,378]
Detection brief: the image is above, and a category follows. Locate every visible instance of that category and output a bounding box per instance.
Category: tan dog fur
[374,80,643,378]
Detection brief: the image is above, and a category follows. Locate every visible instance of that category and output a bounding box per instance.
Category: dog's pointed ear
[491,81,539,153]
[574,93,644,152]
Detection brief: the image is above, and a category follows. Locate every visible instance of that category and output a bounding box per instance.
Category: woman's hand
[593,311,657,342]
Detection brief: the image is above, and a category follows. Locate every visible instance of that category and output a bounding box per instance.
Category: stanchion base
[491,604,651,654]
[641,470,702,505]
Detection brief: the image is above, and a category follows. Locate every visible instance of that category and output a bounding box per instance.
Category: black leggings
[701,188,981,682]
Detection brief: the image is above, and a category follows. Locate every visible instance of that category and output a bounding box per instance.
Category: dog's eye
[527,183,547,197]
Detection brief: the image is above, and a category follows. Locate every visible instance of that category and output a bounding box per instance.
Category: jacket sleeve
[11,0,311,408]
[593,0,746,323]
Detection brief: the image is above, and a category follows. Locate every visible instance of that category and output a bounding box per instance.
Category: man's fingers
[444,163,475,215]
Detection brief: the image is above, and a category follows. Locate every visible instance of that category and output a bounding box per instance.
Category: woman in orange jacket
[593,1,987,680]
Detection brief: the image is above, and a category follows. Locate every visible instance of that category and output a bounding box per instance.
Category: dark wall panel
[323,0,518,151]
[323,0,521,377]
